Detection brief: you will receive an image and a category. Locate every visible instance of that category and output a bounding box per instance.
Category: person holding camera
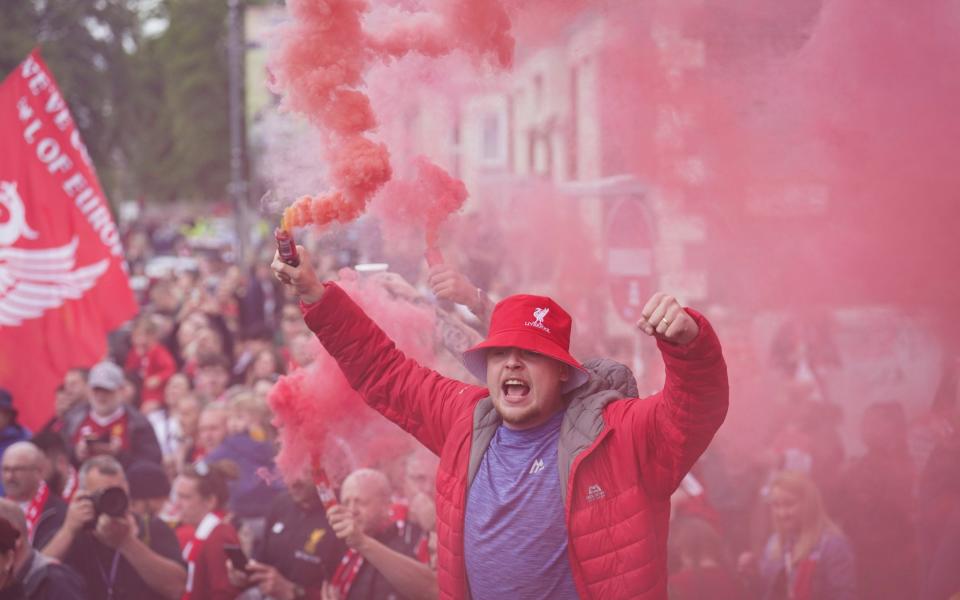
[42,456,186,600]
[60,362,163,470]
[174,459,241,600]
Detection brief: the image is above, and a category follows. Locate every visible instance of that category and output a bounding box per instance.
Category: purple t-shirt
[464,410,579,599]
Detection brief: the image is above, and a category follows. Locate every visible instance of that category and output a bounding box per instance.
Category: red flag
[0,50,138,430]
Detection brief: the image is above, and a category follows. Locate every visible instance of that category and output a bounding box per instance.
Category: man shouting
[272,247,728,600]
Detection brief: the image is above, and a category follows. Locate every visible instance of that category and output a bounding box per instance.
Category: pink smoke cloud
[268,268,438,480]
[372,156,469,255]
[274,0,513,240]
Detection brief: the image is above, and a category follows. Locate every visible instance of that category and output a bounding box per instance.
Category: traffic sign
[605,198,655,323]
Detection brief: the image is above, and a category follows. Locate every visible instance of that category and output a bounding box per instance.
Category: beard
[46,471,64,497]
[495,402,544,428]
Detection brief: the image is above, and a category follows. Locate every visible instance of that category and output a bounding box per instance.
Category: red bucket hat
[463,294,590,394]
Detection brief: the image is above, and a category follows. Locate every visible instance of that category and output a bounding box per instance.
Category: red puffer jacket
[304,284,728,599]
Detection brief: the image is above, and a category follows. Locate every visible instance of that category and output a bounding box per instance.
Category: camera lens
[95,486,129,518]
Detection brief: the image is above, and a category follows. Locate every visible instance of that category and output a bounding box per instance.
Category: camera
[83,486,129,528]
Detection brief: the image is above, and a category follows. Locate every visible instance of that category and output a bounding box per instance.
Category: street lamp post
[227,0,248,264]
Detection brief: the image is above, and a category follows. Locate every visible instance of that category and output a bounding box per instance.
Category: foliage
[0,0,232,205]
[1,1,139,197]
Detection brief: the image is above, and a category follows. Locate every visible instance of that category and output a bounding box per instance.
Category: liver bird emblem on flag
[0,181,109,327]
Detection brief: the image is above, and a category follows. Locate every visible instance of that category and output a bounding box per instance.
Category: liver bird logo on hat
[0,180,109,328]
[533,307,550,326]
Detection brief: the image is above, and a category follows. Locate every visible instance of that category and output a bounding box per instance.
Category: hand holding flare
[274,226,300,267]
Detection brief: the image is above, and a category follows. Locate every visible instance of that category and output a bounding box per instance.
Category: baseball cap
[88,362,124,391]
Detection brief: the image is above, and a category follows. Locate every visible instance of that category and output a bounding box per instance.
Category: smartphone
[85,432,111,446]
[224,544,249,572]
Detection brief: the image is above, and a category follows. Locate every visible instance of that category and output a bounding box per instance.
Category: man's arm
[328,505,437,600]
[273,248,484,454]
[117,531,187,600]
[41,494,93,559]
[306,283,484,453]
[41,526,76,560]
[356,534,438,600]
[630,294,729,498]
[426,264,492,324]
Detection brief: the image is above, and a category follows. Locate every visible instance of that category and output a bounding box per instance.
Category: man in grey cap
[59,363,163,469]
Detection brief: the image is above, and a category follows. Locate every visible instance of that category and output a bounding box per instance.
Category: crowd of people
[0,212,956,600]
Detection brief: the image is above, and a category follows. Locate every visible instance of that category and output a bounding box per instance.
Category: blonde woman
[745,470,858,600]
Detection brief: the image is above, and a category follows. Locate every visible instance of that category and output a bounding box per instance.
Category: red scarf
[23,481,49,542]
[189,445,207,463]
[390,500,431,564]
[331,549,365,599]
[74,410,130,451]
[181,512,223,599]
[791,557,817,600]
[61,466,78,502]
[415,535,430,564]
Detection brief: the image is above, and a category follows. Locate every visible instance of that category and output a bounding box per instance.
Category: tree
[0,1,140,199]
[1,0,232,205]
[151,0,230,202]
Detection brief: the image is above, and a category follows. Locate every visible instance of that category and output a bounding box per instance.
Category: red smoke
[372,156,469,252]
[268,268,437,481]
[368,1,513,69]
[273,0,391,231]
[692,0,960,312]
[266,0,960,458]
[274,0,512,239]
[580,0,960,461]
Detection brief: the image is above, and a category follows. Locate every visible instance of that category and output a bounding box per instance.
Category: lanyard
[96,550,121,600]
[139,514,152,547]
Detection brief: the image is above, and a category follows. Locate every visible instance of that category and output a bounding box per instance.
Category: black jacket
[346,524,423,600]
[257,492,345,592]
[32,494,66,551]
[0,550,87,600]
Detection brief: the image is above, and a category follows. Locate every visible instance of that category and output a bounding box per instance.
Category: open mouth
[502,378,530,400]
